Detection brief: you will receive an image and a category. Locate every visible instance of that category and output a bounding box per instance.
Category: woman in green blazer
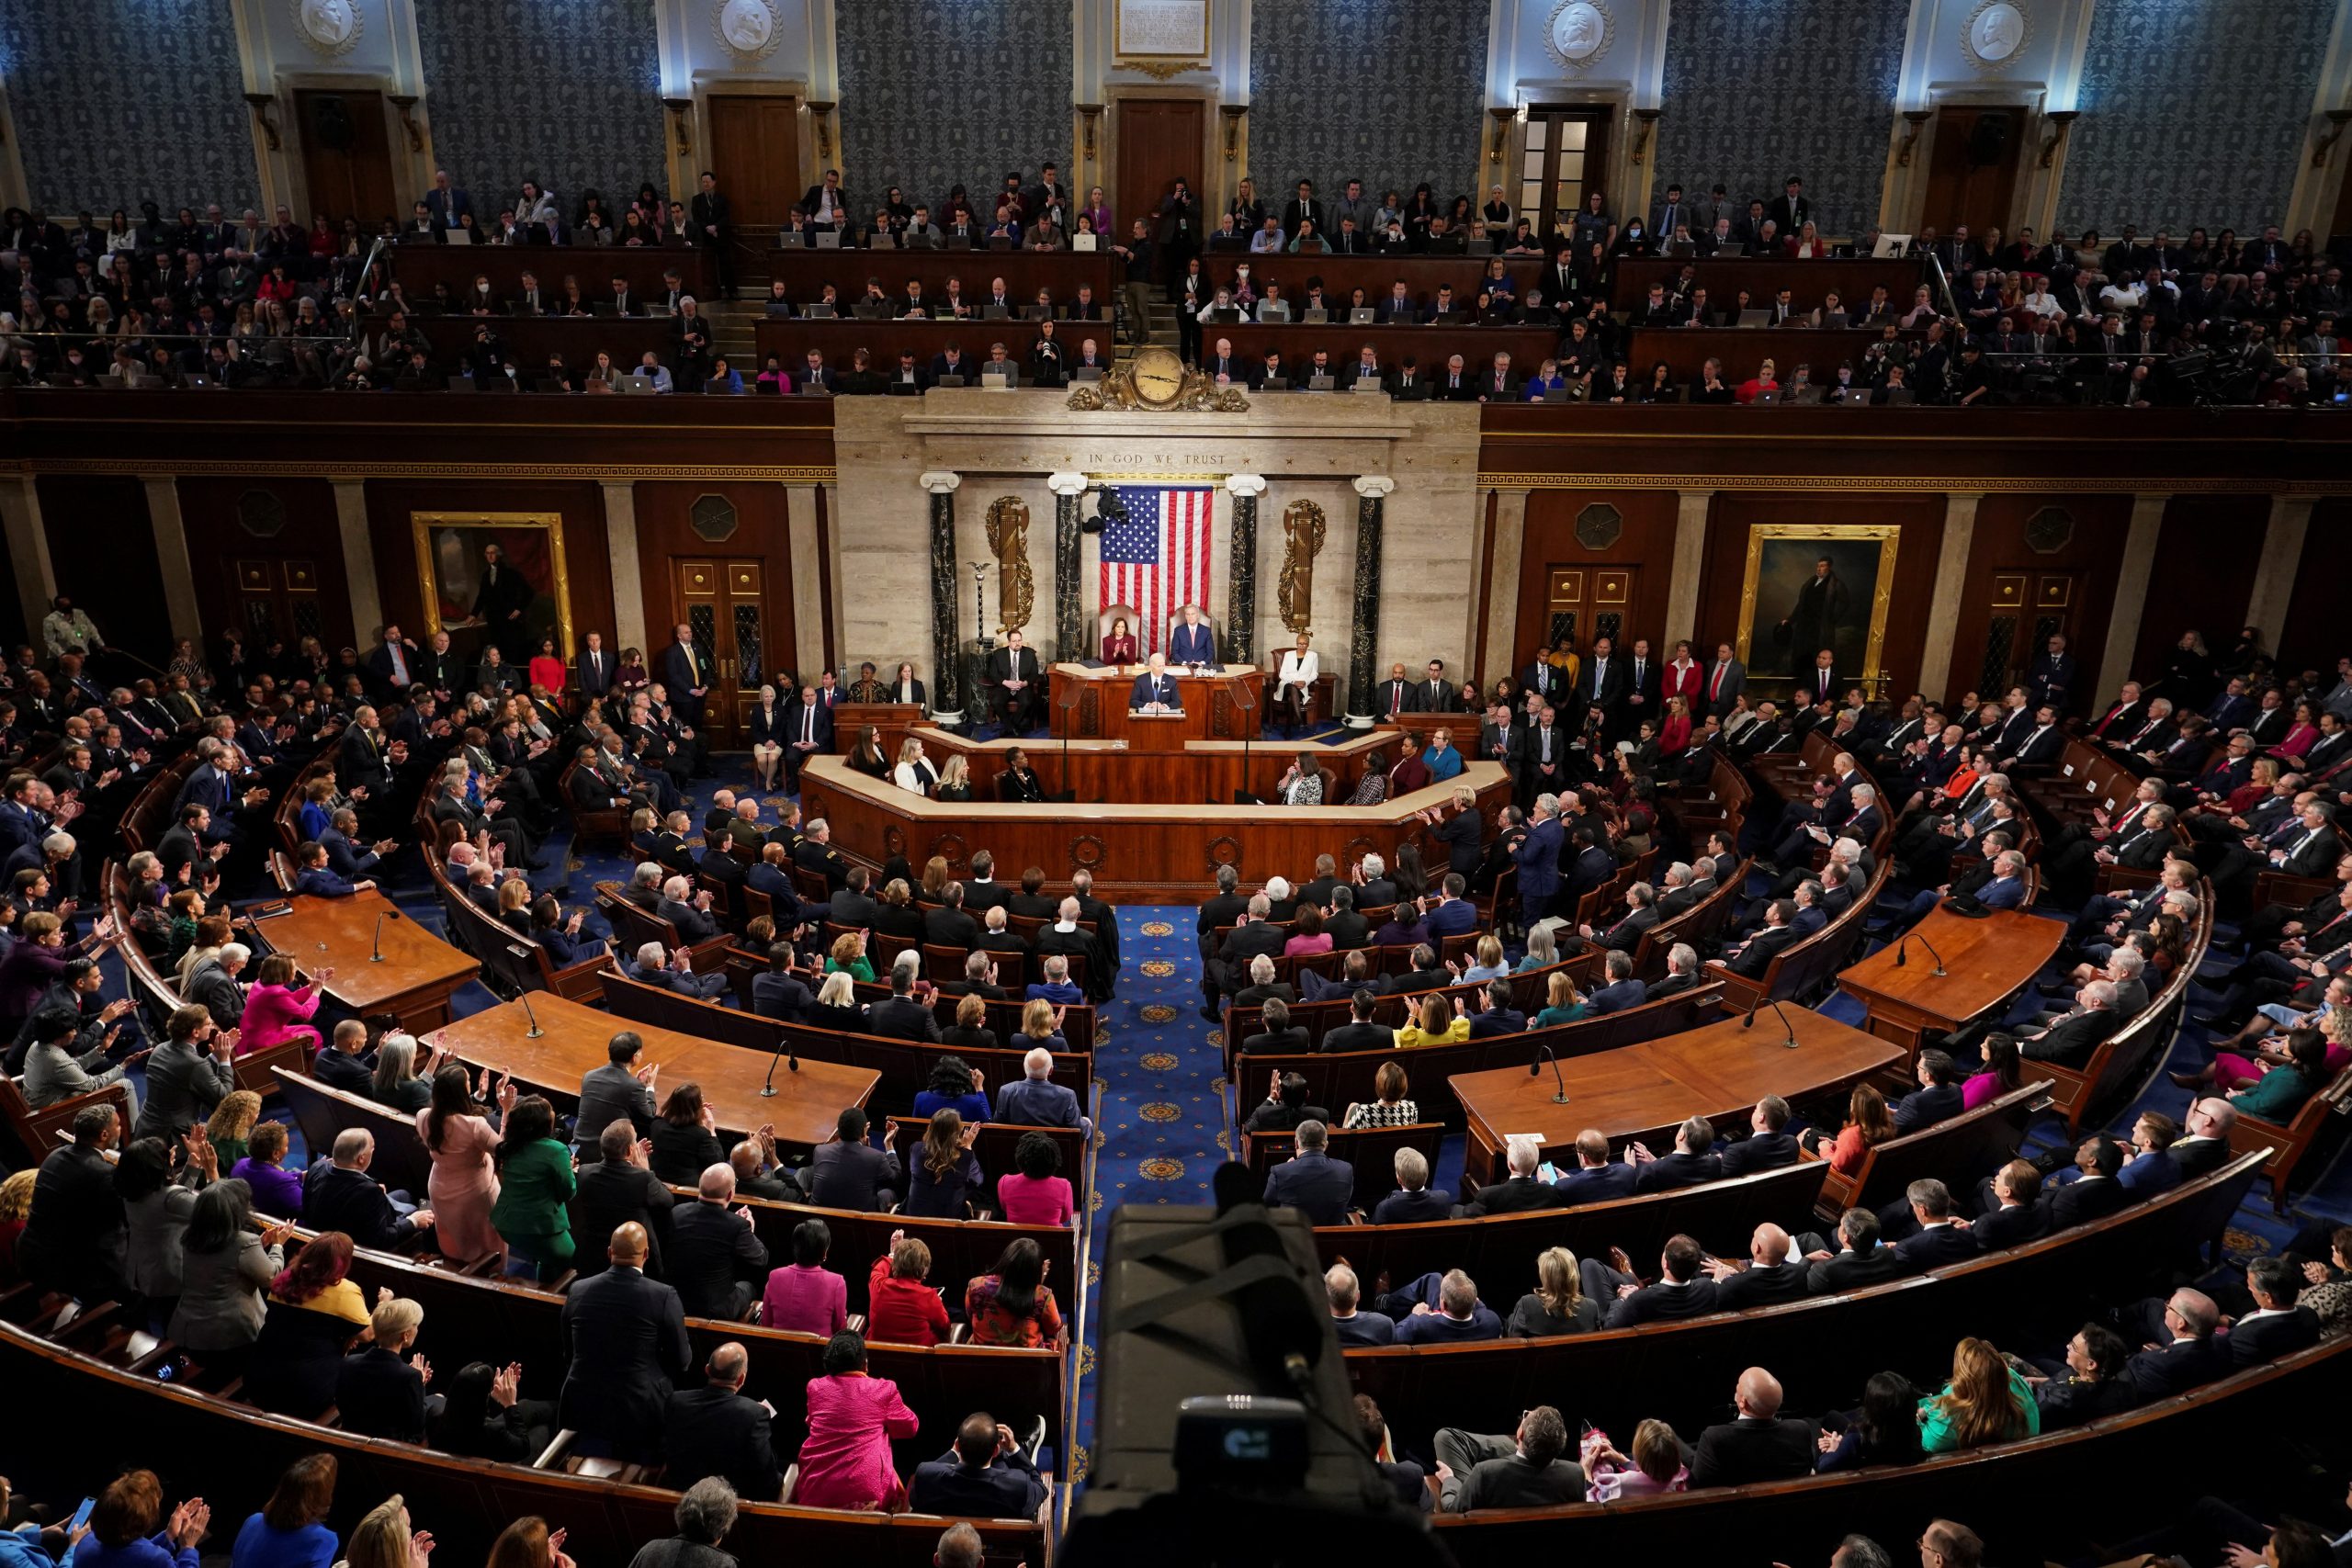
[489,1096,576,1281]
[1917,1337,2038,1455]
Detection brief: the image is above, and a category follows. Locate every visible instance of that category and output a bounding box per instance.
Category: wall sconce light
[1898,109,1933,168]
[1629,107,1660,165]
[1077,103,1102,162]
[662,96,695,156]
[387,94,423,152]
[1487,106,1515,164]
[2039,109,2078,169]
[1219,104,1246,162]
[243,92,282,152]
[2315,108,2352,167]
[807,100,836,162]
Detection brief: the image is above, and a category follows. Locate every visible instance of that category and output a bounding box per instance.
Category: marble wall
[2063,0,2335,235]
[0,0,255,213]
[413,0,668,216]
[834,0,1072,210]
[1649,0,1910,237]
[1246,0,1492,204]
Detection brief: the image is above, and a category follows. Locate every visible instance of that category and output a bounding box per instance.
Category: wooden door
[707,95,800,230]
[1974,569,2078,699]
[1520,106,1615,241]
[295,88,396,225]
[230,556,329,649]
[1532,562,1641,664]
[1115,98,1204,232]
[1920,106,2022,236]
[671,558,775,745]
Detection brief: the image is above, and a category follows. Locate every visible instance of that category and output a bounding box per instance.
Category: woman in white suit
[892,736,938,796]
[747,682,786,790]
[1273,632,1319,737]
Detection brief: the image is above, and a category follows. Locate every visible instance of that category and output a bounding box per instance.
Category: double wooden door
[1116,98,1204,235]
[1532,561,1643,664]
[294,88,397,225]
[670,558,776,746]
[1974,569,2082,699]
[1920,105,2023,236]
[707,94,802,230]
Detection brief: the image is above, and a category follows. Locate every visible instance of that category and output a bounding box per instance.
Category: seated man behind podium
[1170,604,1216,668]
[987,629,1045,735]
[1130,651,1181,712]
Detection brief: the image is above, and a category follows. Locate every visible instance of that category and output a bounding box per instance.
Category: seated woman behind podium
[1102,615,1137,664]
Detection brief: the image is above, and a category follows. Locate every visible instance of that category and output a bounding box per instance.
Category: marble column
[1917,492,1983,704]
[2095,493,2171,708]
[1048,472,1089,662]
[921,471,965,720]
[1345,475,1395,728]
[141,478,204,647]
[2245,496,2312,655]
[0,478,52,649]
[784,484,824,682]
[330,480,384,642]
[1224,473,1266,664]
[1666,489,1712,651]
[1478,487,1530,682]
[598,482,648,657]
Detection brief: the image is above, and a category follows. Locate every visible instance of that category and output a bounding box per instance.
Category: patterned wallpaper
[413,0,667,222]
[1248,0,1489,204]
[0,0,254,214]
[2064,0,2334,237]
[1651,0,1908,238]
[836,0,1072,213]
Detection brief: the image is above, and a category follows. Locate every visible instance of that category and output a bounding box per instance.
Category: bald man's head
[609,1221,650,1266]
[1750,1224,1792,1266]
[1734,1366,1783,1417]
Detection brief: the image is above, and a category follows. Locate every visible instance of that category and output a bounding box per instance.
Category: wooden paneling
[363,480,614,661]
[1611,256,1925,311]
[294,88,397,228]
[35,477,171,665]
[1510,489,1679,681]
[2132,496,2269,682]
[1625,325,1900,384]
[1693,491,1945,702]
[631,480,800,728]
[707,94,801,228]
[2280,498,2352,677]
[1919,105,2024,236]
[1950,493,2137,713]
[1114,97,1205,231]
[175,478,353,651]
[385,247,710,299]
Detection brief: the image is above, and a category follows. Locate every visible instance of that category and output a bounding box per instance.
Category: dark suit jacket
[1633,1149,1721,1192]
[867,994,943,1042]
[1718,1132,1800,1177]
[1554,1161,1638,1205]
[569,1160,675,1276]
[1466,1175,1562,1215]
[1606,1276,1720,1327]
[2123,1336,2219,1400]
[1441,1453,1586,1513]
[1806,1247,1906,1293]
[2040,1172,2128,1230]
[910,1451,1047,1518]
[558,1266,692,1460]
[337,1346,430,1440]
[663,1383,783,1497]
[1714,1260,1810,1309]
[802,1139,904,1210]
[1894,1223,1980,1272]
[1690,1416,1815,1487]
[1970,1201,2048,1251]
[2225,1306,2321,1367]
[1371,1187,1455,1224]
[1261,1150,1354,1224]
[666,1201,771,1318]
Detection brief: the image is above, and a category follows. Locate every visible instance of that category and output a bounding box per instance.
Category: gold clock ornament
[1067,344,1250,412]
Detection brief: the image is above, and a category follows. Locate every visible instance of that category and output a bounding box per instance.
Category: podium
[1046,661,1263,750]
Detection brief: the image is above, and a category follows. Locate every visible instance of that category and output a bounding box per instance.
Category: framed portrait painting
[412,512,574,666]
[1734,524,1899,693]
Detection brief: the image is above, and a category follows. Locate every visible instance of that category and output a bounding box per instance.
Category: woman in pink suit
[795,1330,920,1511]
[236,953,327,1055]
[415,1063,516,1266]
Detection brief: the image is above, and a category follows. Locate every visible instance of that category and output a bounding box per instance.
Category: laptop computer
[983,304,1010,319]
[445,375,476,391]
[1349,307,1376,324]
[645,303,673,317]
[980,369,1014,389]
[935,374,967,388]
[777,230,809,247]
[805,302,836,319]
[1306,374,1335,390]
[1023,305,1053,321]
[1749,387,1781,405]
[1072,233,1098,251]
[1207,308,1241,323]
[1872,233,1912,258]
[765,301,795,317]
[1073,367,1103,383]
[1351,377,1383,393]
[869,231,897,249]
[945,234,974,249]
[1466,239,1492,256]
[815,231,842,248]
[444,229,471,245]
[1818,310,1849,329]
[1736,309,1772,327]
[1427,309,1462,323]
[987,236,1014,250]
[1260,377,1289,391]
[1304,308,1329,323]
[887,379,922,395]
[704,378,735,394]
[1880,387,1916,405]
[1542,387,1568,402]
[620,373,656,393]
[534,376,569,393]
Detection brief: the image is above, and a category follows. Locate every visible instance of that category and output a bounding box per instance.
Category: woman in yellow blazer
[1395,992,1471,1049]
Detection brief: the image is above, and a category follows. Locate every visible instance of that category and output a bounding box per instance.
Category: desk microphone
[370,908,402,963]
[1894,931,1947,976]
[1528,1042,1569,1103]
[519,991,545,1039]
[1741,994,1800,1049]
[761,1021,801,1097]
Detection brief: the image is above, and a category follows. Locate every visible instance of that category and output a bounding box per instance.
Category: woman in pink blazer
[796,1331,920,1510]
[236,953,325,1054]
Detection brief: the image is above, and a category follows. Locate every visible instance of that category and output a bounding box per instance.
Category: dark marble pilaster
[1049,472,1087,660]
[921,471,963,716]
[1225,473,1264,665]
[1345,476,1394,724]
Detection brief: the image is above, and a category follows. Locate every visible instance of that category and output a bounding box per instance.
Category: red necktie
[1711,664,1724,700]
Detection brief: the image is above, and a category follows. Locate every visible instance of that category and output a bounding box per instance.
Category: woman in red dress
[1102,615,1138,664]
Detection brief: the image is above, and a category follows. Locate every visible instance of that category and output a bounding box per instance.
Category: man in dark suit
[574,632,617,699]
[573,1038,660,1157]
[1891,1048,1965,1131]
[1512,798,1565,931]
[1705,1224,1812,1309]
[657,626,712,728]
[868,967,944,1042]
[1765,177,1810,239]
[663,1342,782,1497]
[911,1414,1050,1518]
[797,1109,901,1210]
[1888,1179,1980,1269]
[1577,636,1627,735]
[1690,1367,1815,1487]
[2121,1288,2222,1399]
[1260,1120,1354,1224]
[1701,643,1746,717]
[2019,982,2118,1068]
[1803,1208,1907,1294]
[570,1122,675,1276]
[1968,1160,2050,1251]
[1553,1128,1639,1204]
[988,629,1046,734]
[665,1166,770,1320]
[1712,899,1801,981]
[1370,1148,1454,1224]
[1434,1405,1583,1512]
[1630,1117,1723,1193]
[1463,1138,1564,1216]
[559,1222,692,1461]
[1719,1097,1801,1177]
[2222,1258,2322,1367]
[2041,1135,2130,1228]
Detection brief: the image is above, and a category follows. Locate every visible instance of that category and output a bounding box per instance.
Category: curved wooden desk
[798,755,1510,902]
[903,722,1411,806]
[1836,905,2067,1052]
[1047,660,1262,746]
[252,889,479,1032]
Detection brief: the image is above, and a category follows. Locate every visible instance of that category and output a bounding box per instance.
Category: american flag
[1099,486,1215,655]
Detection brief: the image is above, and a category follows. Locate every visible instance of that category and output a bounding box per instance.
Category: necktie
[801,709,813,744]
[1711,664,1724,699]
